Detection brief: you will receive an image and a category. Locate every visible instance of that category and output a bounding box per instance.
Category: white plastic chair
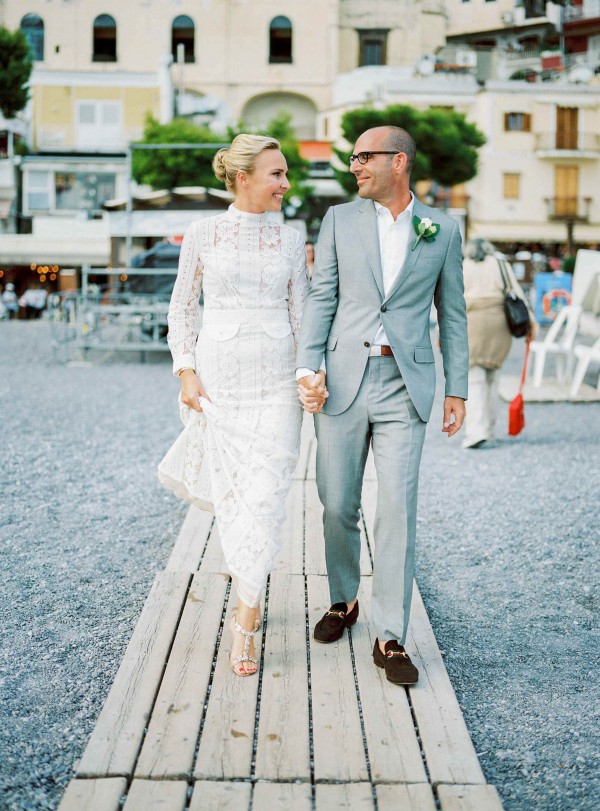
[569,337,600,396]
[529,304,582,387]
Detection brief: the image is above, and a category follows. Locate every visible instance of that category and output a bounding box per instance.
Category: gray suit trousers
[315,356,426,644]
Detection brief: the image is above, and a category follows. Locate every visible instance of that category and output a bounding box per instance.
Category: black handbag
[498,260,530,338]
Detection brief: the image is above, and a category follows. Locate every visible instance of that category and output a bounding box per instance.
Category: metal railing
[534,132,600,152]
[544,196,592,221]
[48,266,183,363]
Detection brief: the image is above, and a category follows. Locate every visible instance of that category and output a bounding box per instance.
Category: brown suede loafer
[313,601,359,643]
[373,638,419,685]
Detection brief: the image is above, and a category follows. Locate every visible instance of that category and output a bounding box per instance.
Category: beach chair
[529,304,582,387]
[569,337,600,397]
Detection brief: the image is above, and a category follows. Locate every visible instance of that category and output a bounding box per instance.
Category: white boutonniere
[412,216,440,250]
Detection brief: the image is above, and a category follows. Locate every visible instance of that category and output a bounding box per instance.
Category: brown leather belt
[369,344,394,356]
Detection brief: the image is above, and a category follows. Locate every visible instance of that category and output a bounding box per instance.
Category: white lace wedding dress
[158,205,308,607]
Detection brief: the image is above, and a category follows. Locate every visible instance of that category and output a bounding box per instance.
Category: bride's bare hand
[180,370,210,412]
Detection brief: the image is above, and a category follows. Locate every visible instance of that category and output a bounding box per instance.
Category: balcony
[545,196,592,222]
[564,0,600,22]
[534,132,600,158]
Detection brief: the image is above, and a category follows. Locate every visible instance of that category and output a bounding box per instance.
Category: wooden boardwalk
[59,416,504,811]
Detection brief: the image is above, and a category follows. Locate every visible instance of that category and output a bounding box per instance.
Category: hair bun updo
[212,148,229,184]
[212,134,280,192]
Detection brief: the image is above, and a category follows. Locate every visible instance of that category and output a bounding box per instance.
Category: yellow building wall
[33,84,159,149]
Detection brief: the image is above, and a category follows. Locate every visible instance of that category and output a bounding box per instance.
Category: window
[358,30,388,67]
[524,0,546,17]
[20,14,44,61]
[26,170,51,211]
[76,101,122,148]
[504,112,531,132]
[172,15,195,63]
[55,172,116,211]
[269,16,292,63]
[554,165,579,216]
[503,173,520,199]
[93,14,117,62]
[556,107,578,149]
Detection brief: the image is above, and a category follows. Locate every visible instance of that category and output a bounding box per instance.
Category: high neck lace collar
[227,204,274,224]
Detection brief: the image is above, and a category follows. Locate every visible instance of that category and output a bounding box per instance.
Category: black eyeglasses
[348,151,399,165]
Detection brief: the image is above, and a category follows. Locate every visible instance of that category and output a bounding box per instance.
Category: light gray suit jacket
[296,197,468,422]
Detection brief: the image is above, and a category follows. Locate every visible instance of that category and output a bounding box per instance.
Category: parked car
[127,241,182,300]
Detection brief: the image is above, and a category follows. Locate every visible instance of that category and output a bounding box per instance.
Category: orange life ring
[541,288,571,320]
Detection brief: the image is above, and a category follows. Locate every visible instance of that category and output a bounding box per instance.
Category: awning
[0,235,109,266]
[469,220,600,243]
[106,208,234,238]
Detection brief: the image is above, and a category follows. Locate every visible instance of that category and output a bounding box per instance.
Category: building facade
[1,0,599,283]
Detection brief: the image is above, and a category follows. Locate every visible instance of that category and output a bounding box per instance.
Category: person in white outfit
[462,239,533,448]
[159,134,309,675]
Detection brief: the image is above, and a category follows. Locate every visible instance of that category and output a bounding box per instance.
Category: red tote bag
[509,338,531,436]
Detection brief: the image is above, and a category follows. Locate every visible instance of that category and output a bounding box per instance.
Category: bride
[159,134,309,676]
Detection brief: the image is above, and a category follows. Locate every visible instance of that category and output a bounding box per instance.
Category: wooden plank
[407,587,486,786]
[189,781,252,811]
[437,784,504,811]
[194,607,262,778]
[307,575,368,782]
[376,783,437,811]
[77,572,191,777]
[272,479,304,575]
[255,574,310,780]
[58,778,126,811]
[123,779,187,809]
[353,578,428,784]
[304,481,326,575]
[315,783,374,810]
[135,571,228,778]
[166,506,213,572]
[253,782,312,811]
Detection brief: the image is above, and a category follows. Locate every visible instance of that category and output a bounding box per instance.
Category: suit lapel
[384,198,430,303]
[358,200,384,298]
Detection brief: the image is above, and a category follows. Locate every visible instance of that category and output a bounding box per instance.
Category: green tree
[132,115,226,190]
[334,104,486,195]
[133,112,311,210]
[0,27,33,119]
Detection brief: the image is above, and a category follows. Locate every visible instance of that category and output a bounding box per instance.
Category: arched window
[20,14,44,62]
[93,14,117,62]
[172,15,195,63]
[269,16,292,64]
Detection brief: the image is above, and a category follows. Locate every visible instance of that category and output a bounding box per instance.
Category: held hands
[298,372,328,414]
[179,369,211,413]
[442,396,466,437]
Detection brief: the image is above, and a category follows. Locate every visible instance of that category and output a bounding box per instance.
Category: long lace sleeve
[167,222,204,375]
[287,233,309,348]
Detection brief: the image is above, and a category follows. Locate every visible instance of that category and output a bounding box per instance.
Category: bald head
[362,126,416,175]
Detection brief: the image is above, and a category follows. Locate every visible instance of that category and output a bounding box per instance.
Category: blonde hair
[212,134,281,192]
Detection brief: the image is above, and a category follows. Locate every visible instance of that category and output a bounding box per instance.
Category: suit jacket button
[380,305,387,312]
[364,341,370,347]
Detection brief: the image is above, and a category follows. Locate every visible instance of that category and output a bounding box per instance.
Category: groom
[296,126,468,685]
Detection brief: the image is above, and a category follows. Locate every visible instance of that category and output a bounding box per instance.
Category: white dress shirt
[372,193,414,348]
[297,193,415,379]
